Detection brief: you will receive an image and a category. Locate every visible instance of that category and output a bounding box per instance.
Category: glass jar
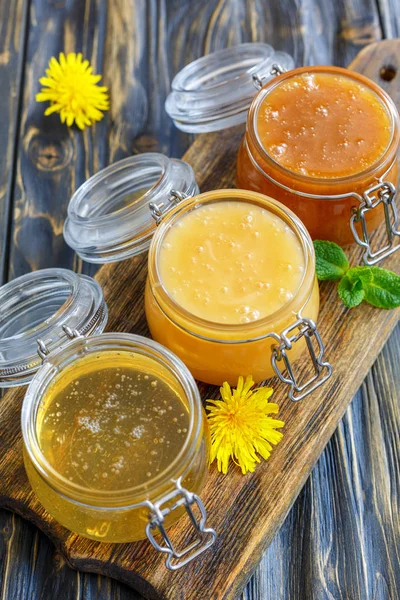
[63,157,332,401]
[145,188,329,397]
[0,269,215,570]
[165,44,400,265]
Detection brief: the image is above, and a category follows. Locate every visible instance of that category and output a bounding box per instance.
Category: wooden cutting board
[0,40,399,600]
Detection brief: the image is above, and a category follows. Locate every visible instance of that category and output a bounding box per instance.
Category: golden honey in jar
[237,66,400,245]
[145,189,321,387]
[22,334,209,543]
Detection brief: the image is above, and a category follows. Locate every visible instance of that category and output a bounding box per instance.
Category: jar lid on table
[0,269,107,387]
[165,43,294,133]
[63,153,198,263]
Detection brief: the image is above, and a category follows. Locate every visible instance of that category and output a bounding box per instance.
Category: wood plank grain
[0,0,29,285]
[375,0,400,39]
[0,38,399,600]
[6,0,164,281]
[6,0,106,280]
[0,511,143,600]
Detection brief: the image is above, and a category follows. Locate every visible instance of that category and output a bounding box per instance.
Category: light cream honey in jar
[165,43,400,264]
[0,269,214,565]
[145,189,330,395]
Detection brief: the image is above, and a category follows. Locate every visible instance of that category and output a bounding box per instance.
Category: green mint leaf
[346,266,400,309]
[345,266,373,285]
[338,274,365,308]
[313,240,349,281]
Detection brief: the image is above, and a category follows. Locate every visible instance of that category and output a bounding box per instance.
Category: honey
[24,342,209,543]
[146,190,320,386]
[158,201,305,323]
[237,66,400,245]
[36,351,190,488]
[256,72,392,178]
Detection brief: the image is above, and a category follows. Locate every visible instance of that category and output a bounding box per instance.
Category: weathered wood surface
[0,0,29,284]
[0,1,399,600]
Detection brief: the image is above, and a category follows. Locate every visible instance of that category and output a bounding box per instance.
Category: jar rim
[66,154,169,226]
[63,153,198,264]
[22,333,203,508]
[249,65,400,188]
[0,269,107,387]
[165,43,294,133]
[0,269,79,342]
[148,189,316,341]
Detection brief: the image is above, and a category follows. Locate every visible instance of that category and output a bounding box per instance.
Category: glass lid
[165,43,294,133]
[0,269,108,387]
[63,153,198,264]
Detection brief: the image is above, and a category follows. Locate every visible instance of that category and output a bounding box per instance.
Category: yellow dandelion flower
[207,375,284,475]
[36,52,110,130]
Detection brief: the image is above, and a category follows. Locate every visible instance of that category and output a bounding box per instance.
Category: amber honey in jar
[165,44,400,264]
[62,159,332,401]
[238,66,400,249]
[0,269,215,569]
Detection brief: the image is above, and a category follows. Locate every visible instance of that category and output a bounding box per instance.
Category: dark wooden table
[0,1,399,599]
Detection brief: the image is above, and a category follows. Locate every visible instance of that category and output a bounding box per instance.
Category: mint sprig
[313,240,400,310]
[338,274,365,308]
[314,240,349,281]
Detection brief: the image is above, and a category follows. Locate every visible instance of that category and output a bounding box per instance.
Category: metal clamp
[270,63,285,76]
[252,63,286,90]
[270,317,332,402]
[350,181,400,265]
[36,325,82,362]
[36,339,50,361]
[149,190,188,225]
[145,479,216,571]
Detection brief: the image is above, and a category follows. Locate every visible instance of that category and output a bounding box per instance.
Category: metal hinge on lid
[145,478,216,571]
[149,190,188,225]
[36,325,82,362]
[350,181,400,265]
[252,63,286,90]
[270,317,332,402]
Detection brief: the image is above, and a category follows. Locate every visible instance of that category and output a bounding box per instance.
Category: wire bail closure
[270,317,332,402]
[350,181,400,265]
[36,325,82,362]
[252,62,286,90]
[145,478,216,571]
[36,339,50,361]
[149,190,188,225]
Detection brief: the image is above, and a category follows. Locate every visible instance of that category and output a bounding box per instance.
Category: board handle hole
[380,65,397,82]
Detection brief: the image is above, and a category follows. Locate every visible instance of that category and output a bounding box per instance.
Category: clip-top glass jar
[0,268,215,570]
[165,43,400,265]
[64,153,332,401]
